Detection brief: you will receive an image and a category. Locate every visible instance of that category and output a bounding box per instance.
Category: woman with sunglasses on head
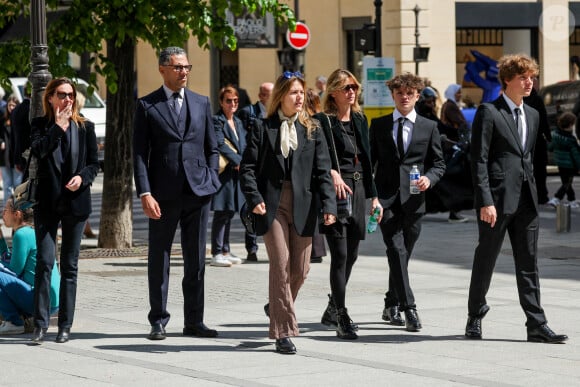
[240,71,336,354]
[209,85,246,267]
[29,78,99,344]
[315,69,382,340]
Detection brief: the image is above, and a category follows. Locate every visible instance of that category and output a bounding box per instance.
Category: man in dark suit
[370,73,445,332]
[466,54,567,343]
[133,46,221,341]
[235,81,273,261]
[11,82,32,172]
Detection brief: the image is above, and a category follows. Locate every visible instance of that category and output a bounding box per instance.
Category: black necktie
[397,117,405,158]
[514,108,523,145]
[172,92,181,116]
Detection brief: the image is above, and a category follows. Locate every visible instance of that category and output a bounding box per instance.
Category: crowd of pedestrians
[0,50,570,354]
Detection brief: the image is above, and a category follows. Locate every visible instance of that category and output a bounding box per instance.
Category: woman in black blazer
[315,69,381,340]
[240,72,336,354]
[30,78,99,344]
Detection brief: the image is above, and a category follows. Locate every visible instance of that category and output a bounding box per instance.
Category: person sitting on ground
[0,197,59,334]
[547,112,580,208]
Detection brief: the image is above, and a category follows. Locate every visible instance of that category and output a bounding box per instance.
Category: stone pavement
[1,175,579,386]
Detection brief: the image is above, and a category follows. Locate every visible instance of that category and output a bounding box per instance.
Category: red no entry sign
[286,22,311,50]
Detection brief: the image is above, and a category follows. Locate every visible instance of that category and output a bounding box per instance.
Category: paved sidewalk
[1,176,579,386]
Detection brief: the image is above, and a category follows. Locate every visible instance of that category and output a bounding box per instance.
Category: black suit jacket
[370,113,445,213]
[133,87,220,200]
[30,116,99,216]
[240,116,336,236]
[471,96,539,214]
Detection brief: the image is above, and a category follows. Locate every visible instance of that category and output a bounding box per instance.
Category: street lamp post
[414,5,421,75]
[374,0,382,57]
[29,0,52,120]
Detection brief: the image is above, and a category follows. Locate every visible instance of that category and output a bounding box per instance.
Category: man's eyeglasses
[163,64,193,73]
[225,98,239,104]
[282,71,304,80]
[341,84,359,93]
[55,92,75,100]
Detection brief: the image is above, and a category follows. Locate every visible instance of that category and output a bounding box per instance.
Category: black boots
[321,294,337,327]
[336,308,358,340]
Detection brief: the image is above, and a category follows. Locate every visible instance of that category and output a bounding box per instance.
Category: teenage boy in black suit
[465,54,567,343]
[370,73,445,332]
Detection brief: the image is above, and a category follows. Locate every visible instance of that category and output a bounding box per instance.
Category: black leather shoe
[321,294,337,327]
[275,337,296,354]
[465,305,490,339]
[404,309,422,332]
[527,324,568,343]
[148,323,166,340]
[382,306,405,326]
[310,256,323,263]
[246,252,258,262]
[336,308,358,340]
[264,303,270,317]
[183,322,218,338]
[56,328,70,343]
[31,327,47,345]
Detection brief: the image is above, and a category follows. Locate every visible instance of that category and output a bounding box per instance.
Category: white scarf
[278,109,298,158]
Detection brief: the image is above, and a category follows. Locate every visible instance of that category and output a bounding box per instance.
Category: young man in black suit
[466,54,567,343]
[133,47,221,341]
[370,73,445,332]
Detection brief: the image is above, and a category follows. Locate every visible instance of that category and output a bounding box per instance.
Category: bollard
[556,203,571,232]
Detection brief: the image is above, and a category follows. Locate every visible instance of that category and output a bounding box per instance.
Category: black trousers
[467,183,547,327]
[379,205,423,311]
[148,193,211,327]
[554,167,576,201]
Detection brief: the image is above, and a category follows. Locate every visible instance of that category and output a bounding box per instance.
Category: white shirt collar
[393,109,417,123]
[163,85,183,99]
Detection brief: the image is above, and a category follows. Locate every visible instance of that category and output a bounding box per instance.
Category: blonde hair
[322,69,362,115]
[267,73,318,138]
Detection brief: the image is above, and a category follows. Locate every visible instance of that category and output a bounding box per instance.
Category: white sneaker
[210,254,232,267]
[570,201,580,209]
[0,321,25,335]
[547,198,560,208]
[224,253,242,265]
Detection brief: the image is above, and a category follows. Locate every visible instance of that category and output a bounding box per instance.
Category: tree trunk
[97,37,135,248]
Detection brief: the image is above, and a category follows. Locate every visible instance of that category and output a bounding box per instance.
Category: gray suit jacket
[471,96,539,214]
[133,87,220,200]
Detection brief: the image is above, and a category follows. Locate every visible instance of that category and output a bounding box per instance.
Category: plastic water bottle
[410,165,420,195]
[367,206,381,233]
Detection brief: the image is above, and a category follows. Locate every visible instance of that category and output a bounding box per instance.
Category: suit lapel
[496,98,524,153]
[523,105,537,154]
[154,88,180,134]
[384,115,400,160]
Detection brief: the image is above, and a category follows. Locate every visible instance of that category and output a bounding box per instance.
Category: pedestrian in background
[315,69,381,340]
[370,72,445,332]
[0,96,22,204]
[547,111,580,208]
[31,77,99,344]
[210,85,246,267]
[0,197,59,335]
[465,53,567,343]
[305,87,327,264]
[133,46,220,341]
[240,71,336,354]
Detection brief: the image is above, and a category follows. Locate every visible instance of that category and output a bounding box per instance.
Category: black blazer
[133,87,220,200]
[240,116,336,236]
[471,96,539,214]
[30,116,99,216]
[370,113,445,213]
[314,111,378,199]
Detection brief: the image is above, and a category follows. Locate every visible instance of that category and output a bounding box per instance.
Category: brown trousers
[263,182,312,339]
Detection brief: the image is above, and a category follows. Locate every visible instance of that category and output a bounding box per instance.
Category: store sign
[226,9,277,48]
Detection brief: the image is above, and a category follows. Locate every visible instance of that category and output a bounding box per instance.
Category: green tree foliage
[0,0,295,248]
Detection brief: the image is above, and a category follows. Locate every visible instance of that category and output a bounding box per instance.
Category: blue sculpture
[464,50,501,103]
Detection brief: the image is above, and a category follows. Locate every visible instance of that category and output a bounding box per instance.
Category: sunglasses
[342,84,359,93]
[163,64,193,72]
[225,98,239,104]
[282,71,304,80]
[55,92,75,100]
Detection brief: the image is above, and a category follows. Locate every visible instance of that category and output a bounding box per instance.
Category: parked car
[9,77,106,169]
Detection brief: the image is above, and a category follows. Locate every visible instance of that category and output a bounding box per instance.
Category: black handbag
[13,149,38,210]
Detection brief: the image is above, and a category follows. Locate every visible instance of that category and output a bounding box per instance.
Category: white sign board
[363,57,395,108]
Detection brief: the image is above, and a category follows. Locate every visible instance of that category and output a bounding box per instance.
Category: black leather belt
[341,171,363,181]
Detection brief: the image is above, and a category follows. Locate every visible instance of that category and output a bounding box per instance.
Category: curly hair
[497,54,539,90]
